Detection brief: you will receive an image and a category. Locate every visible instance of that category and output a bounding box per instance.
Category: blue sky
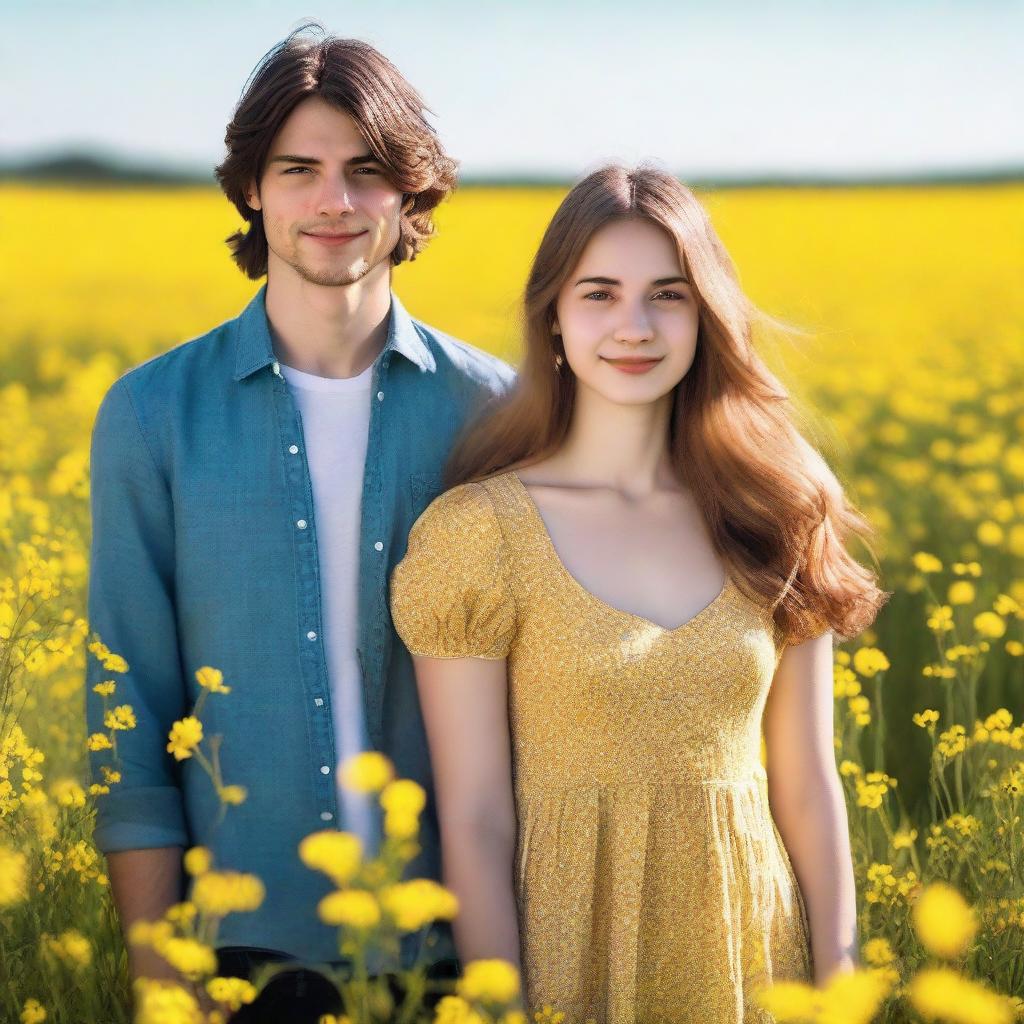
[2,0,1021,178]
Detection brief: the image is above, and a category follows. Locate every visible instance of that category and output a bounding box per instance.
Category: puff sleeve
[389,482,517,659]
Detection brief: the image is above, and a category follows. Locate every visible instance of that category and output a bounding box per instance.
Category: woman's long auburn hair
[443,163,891,647]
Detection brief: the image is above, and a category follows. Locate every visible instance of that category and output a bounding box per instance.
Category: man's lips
[302,229,368,246]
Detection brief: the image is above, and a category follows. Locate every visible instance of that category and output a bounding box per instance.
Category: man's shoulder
[101,313,240,422]
[412,318,517,396]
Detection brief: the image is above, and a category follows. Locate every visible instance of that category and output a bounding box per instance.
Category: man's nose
[317,175,356,217]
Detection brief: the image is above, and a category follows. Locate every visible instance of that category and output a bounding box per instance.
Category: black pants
[217,946,461,1023]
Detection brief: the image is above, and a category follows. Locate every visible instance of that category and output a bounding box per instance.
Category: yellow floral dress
[389,471,814,1024]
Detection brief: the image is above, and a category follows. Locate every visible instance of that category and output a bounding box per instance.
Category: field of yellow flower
[1,182,1022,1023]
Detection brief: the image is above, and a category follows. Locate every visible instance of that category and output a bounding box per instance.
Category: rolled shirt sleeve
[85,378,190,852]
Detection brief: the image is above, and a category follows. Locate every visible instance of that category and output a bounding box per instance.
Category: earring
[553,353,564,371]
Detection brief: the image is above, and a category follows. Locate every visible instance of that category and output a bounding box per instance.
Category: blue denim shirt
[84,283,516,969]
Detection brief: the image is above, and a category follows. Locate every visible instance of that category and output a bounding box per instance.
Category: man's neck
[264,266,393,379]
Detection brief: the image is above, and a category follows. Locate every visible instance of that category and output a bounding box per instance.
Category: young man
[84,25,515,1019]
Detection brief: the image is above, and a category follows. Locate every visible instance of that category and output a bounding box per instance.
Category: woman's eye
[583,291,611,301]
[355,167,380,175]
[654,291,685,300]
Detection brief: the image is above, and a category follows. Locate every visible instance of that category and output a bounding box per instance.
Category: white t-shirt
[279,359,381,857]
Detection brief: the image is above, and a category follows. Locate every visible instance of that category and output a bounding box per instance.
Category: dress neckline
[500,470,734,636]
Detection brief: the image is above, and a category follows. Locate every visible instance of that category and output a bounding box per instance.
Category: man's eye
[283,167,309,174]
[355,167,381,175]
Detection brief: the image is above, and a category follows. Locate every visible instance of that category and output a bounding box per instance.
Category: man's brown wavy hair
[214,21,459,280]
[444,163,891,649]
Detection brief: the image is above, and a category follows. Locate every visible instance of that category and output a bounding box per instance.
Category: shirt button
[307,630,317,641]
[272,360,281,376]
[320,765,331,775]
[374,541,383,551]
[289,444,299,455]
[320,811,333,822]
[297,519,307,530]
[376,391,384,402]
[314,697,324,707]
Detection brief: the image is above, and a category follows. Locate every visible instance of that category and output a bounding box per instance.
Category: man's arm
[106,846,185,981]
[85,379,192,970]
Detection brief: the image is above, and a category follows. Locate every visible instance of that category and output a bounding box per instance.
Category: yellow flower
[92,680,116,696]
[206,976,258,1011]
[50,778,86,807]
[384,809,419,840]
[908,966,1013,1024]
[816,969,893,1024]
[927,605,954,632]
[218,784,247,805]
[912,552,943,574]
[862,937,895,966]
[42,929,92,969]
[103,704,136,730]
[132,978,201,1024]
[164,902,197,926]
[102,654,129,673]
[338,751,394,793]
[379,879,459,931]
[912,882,977,959]
[457,959,521,1005]
[191,871,265,915]
[85,732,112,751]
[892,827,918,850]
[852,646,890,678]
[160,936,217,980]
[976,521,1003,545]
[380,778,426,816]
[912,709,940,729]
[298,830,363,886]
[973,611,1006,638]
[317,889,380,929]
[433,996,486,1024]
[183,846,213,877]
[948,581,976,605]
[752,979,818,1020]
[195,666,231,693]
[0,846,28,905]
[166,716,203,761]
[20,998,46,1024]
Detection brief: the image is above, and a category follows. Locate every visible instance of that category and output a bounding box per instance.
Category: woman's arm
[763,632,860,986]
[412,652,521,969]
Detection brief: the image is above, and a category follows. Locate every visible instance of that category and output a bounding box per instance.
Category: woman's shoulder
[418,472,519,524]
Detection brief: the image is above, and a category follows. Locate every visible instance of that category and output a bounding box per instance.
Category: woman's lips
[601,357,663,375]
[303,230,367,247]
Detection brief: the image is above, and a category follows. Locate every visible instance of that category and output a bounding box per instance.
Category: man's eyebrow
[267,153,381,166]
[574,275,690,287]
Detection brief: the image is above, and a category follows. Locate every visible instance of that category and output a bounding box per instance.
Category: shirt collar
[232,282,435,382]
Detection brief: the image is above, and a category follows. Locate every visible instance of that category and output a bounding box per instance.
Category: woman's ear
[401,193,416,215]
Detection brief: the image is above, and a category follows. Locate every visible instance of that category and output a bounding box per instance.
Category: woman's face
[552,217,700,406]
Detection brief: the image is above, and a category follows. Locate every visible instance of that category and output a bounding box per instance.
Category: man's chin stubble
[291,259,372,288]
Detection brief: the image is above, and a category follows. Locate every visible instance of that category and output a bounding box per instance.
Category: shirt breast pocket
[409,470,444,515]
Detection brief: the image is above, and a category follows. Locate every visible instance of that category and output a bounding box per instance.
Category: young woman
[389,164,888,1023]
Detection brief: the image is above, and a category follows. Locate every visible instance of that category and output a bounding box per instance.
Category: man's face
[245,95,410,287]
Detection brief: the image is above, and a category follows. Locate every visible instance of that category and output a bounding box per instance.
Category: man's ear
[245,179,262,212]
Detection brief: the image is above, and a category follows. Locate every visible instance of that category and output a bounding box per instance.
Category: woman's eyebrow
[574,275,690,286]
